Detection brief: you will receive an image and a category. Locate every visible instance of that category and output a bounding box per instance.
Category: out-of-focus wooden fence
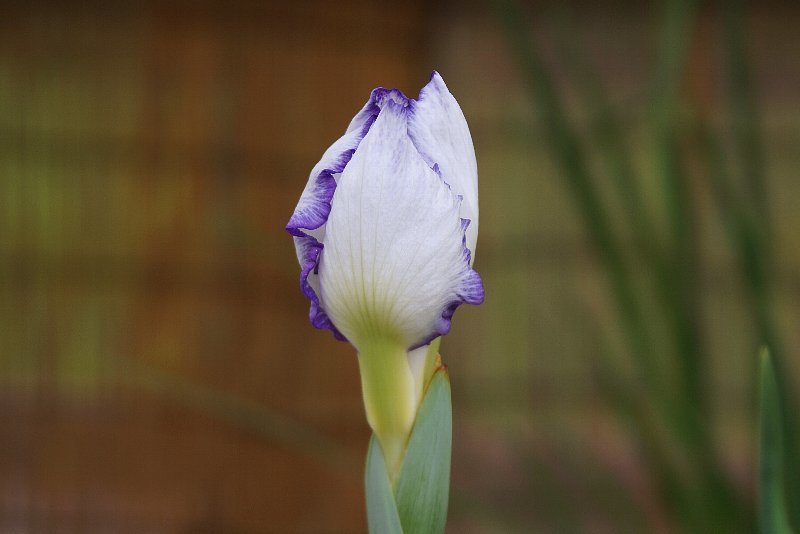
[2,0,800,532]
[0,1,427,531]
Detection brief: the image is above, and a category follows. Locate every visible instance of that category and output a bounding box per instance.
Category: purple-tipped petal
[287,86,412,340]
[286,138,363,237]
[411,217,484,350]
[288,73,482,346]
[346,87,409,135]
[408,71,479,259]
[287,86,410,237]
[319,100,483,351]
[294,234,346,341]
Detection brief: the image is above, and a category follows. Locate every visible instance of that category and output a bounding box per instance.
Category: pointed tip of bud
[433,355,449,379]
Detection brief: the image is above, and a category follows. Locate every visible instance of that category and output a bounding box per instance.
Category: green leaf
[394,368,452,534]
[365,435,403,534]
[759,348,794,534]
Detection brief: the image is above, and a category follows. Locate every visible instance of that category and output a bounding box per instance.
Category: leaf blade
[759,348,794,534]
[394,368,452,534]
[365,435,404,534]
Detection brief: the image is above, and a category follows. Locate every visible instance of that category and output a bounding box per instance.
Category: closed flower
[287,72,483,477]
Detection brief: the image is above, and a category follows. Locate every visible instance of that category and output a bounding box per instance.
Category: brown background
[1,0,799,532]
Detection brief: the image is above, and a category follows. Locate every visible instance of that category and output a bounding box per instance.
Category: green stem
[357,338,416,484]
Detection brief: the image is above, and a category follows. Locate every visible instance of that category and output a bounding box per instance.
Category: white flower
[287,72,483,476]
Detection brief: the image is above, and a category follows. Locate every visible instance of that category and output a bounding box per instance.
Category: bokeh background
[1,0,798,532]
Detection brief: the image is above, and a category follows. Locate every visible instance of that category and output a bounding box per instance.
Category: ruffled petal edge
[295,234,347,341]
[411,217,484,350]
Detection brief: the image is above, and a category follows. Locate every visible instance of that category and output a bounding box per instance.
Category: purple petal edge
[285,117,376,237]
[296,234,346,341]
[410,217,484,351]
[286,86,409,238]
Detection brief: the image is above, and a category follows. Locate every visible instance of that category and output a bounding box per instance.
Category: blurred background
[1,0,798,532]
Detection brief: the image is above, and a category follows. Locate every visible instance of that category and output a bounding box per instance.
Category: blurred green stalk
[722,3,800,526]
[493,0,786,530]
[759,349,794,534]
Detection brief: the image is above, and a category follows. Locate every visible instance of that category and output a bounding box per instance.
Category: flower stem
[357,338,417,484]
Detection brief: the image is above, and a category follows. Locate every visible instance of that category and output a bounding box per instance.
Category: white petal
[287,94,383,342]
[286,129,364,237]
[287,89,399,239]
[408,72,479,258]
[319,101,482,351]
